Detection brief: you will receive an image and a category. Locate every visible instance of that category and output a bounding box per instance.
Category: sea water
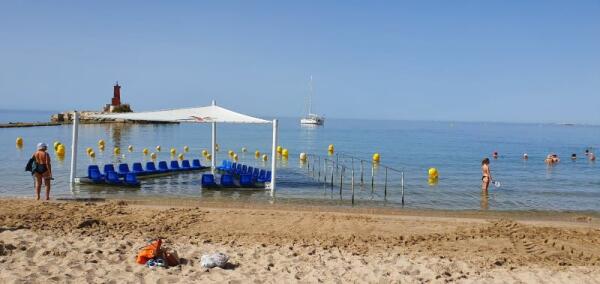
[1,111,598,211]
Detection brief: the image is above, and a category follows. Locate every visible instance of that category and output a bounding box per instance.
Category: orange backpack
[136,239,162,265]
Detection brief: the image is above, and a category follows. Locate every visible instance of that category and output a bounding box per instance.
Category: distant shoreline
[0,120,178,128]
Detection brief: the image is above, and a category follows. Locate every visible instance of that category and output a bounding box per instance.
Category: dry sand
[1,199,599,283]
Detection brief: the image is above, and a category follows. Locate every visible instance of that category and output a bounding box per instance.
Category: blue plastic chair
[132,162,145,175]
[118,163,130,176]
[124,173,140,186]
[191,159,202,170]
[220,174,235,187]
[258,169,266,179]
[145,162,159,174]
[239,174,254,187]
[257,171,271,183]
[170,160,183,171]
[158,161,170,172]
[247,166,254,175]
[88,165,101,179]
[252,168,260,178]
[217,160,228,171]
[103,164,116,176]
[241,165,248,174]
[105,171,122,185]
[235,164,242,174]
[181,160,192,170]
[89,168,104,183]
[201,174,217,187]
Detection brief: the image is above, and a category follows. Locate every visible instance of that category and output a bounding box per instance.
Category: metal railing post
[401,171,405,206]
[384,167,388,200]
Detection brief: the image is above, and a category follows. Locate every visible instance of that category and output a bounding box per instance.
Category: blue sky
[0,1,598,123]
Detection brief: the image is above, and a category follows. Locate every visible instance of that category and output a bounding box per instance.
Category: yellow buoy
[202,149,208,157]
[328,144,334,152]
[262,154,268,161]
[300,152,307,162]
[255,150,260,158]
[89,151,96,158]
[183,145,189,153]
[276,146,283,154]
[86,147,93,155]
[16,137,24,146]
[428,177,439,186]
[372,153,381,163]
[98,139,105,146]
[233,154,239,161]
[170,148,176,155]
[53,141,61,150]
[150,152,157,160]
[206,154,212,161]
[241,147,247,153]
[128,145,134,152]
[114,147,120,155]
[98,144,105,151]
[142,148,149,155]
[178,153,184,160]
[228,150,234,157]
[282,148,289,158]
[56,146,65,156]
[428,168,439,179]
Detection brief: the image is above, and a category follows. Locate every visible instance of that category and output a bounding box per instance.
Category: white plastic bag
[200,253,229,268]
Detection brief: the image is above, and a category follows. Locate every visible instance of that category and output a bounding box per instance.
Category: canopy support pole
[270,119,278,196]
[211,100,217,173]
[69,111,79,183]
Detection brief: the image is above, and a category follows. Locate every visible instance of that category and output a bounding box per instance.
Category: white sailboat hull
[300,116,324,125]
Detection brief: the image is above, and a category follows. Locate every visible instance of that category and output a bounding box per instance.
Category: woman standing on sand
[481,158,491,192]
[32,143,52,200]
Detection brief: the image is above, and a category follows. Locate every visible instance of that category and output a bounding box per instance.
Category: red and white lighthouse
[111,82,121,106]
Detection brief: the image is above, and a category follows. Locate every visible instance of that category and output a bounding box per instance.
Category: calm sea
[1,110,599,211]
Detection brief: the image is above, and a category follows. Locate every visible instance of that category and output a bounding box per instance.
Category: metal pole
[371,163,375,193]
[211,100,217,174]
[401,171,405,206]
[69,111,79,183]
[384,167,388,200]
[324,159,327,183]
[317,156,321,181]
[330,160,334,190]
[270,119,278,196]
[339,166,344,198]
[360,160,364,186]
[351,167,355,205]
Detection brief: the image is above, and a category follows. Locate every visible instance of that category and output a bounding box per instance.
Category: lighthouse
[111,82,121,106]
[103,81,132,113]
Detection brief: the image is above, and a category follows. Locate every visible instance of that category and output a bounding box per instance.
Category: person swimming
[552,154,560,163]
[545,154,556,165]
[590,152,596,161]
[523,153,529,160]
[492,152,498,159]
[585,149,590,156]
[571,153,577,160]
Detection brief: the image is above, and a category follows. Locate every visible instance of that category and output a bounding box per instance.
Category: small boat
[300,76,325,126]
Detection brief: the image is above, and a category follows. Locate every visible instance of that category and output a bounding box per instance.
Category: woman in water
[481,158,491,192]
[32,143,52,200]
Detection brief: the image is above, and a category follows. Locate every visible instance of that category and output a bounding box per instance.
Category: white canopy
[70,102,278,195]
[92,105,269,124]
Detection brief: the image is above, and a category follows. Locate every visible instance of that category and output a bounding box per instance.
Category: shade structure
[72,103,278,195]
[91,105,270,124]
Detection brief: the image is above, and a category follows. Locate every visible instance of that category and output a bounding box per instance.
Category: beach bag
[25,156,34,173]
[200,253,229,268]
[136,239,162,265]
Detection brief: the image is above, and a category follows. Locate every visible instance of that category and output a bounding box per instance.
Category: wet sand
[1,198,599,283]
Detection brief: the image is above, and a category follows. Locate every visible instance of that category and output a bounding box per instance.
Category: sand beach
[1,199,599,283]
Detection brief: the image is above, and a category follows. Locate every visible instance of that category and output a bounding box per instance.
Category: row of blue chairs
[88,160,204,180]
[87,167,140,186]
[201,173,258,188]
[217,160,272,182]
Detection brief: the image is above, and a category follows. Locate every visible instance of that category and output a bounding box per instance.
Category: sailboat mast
[308,75,313,115]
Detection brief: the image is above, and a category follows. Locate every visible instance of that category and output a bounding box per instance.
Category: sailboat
[300,76,325,125]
